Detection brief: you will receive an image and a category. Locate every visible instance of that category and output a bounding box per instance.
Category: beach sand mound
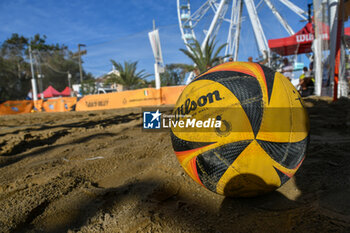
[0,97,349,232]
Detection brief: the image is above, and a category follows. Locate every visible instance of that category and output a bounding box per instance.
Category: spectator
[299,63,315,97]
[26,89,33,100]
[298,67,308,91]
[281,58,294,81]
[308,61,315,83]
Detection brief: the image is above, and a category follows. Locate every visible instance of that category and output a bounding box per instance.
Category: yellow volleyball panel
[216,140,282,197]
[278,72,310,142]
[172,79,254,143]
[256,72,309,143]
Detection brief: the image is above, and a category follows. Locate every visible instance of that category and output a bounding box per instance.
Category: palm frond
[179,37,228,74]
[109,60,150,90]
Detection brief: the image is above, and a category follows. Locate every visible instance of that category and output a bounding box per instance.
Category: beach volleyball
[171,62,309,197]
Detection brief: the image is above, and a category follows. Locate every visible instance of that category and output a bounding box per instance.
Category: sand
[0,97,349,233]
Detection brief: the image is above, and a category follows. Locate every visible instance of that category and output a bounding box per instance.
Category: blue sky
[0,0,314,81]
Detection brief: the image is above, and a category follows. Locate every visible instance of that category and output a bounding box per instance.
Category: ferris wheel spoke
[226,0,243,60]
[189,0,211,25]
[212,3,229,38]
[264,0,294,35]
[244,0,269,57]
[256,0,264,11]
[201,0,228,49]
[212,2,229,33]
[191,5,211,28]
[279,0,308,20]
[177,0,307,81]
[209,0,219,13]
[225,0,236,58]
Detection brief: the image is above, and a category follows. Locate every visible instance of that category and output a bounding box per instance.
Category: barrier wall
[160,86,186,105]
[76,86,185,111]
[42,97,77,112]
[0,100,33,115]
[0,86,185,115]
[34,100,44,112]
[76,88,161,111]
[62,97,77,111]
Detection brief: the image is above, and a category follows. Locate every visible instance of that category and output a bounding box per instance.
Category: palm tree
[179,37,229,75]
[108,60,151,90]
[160,63,192,86]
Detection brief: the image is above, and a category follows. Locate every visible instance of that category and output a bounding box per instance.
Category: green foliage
[38,50,81,91]
[179,37,229,74]
[29,34,62,52]
[160,64,190,86]
[140,79,155,88]
[109,60,150,90]
[81,77,96,95]
[0,56,31,100]
[0,33,86,100]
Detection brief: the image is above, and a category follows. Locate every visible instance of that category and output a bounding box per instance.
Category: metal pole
[34,51,44,95]
[313,0,323,96]
[67,72,72,96]
[233,0,242,61]
[29,45,38,101]
[328,0,339,100]
[38,74,43,98]
[154,63,161,89]
[78,44,83,83]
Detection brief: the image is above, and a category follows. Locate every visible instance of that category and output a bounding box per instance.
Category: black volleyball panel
[196,140,253,192]
[257,136,309,169]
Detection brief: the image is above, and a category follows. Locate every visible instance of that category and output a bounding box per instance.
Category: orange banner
[42,97,77,112]
[61,97,77,111]
[76,88,163,111]
[34,99,44,112]
[0,86,185,115]
[0,100,34,115]
[160,85,186,105]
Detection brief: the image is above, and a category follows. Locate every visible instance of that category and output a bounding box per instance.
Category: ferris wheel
[177,0,308,82]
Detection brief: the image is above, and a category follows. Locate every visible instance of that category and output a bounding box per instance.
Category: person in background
[247,53,268,65]
[258,50,269,65]
[281,58,294,81]
[299,63,315,97]
[308,61,315,83]
[297,67,308,91]
[26,89,33,100]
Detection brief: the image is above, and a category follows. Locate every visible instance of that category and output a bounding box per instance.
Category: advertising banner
[42,97,77,112]
[34,99,43,112]
[0,100,33,115]
[0,86,185,115]
[148,29,163,64]
[160,85,186,105]
[76,88,162,111]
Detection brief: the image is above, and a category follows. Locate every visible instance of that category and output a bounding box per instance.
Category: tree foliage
[108,60,150,90]
[179,37,229,74]
[0,33,88,100]
[160,63,190,86]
